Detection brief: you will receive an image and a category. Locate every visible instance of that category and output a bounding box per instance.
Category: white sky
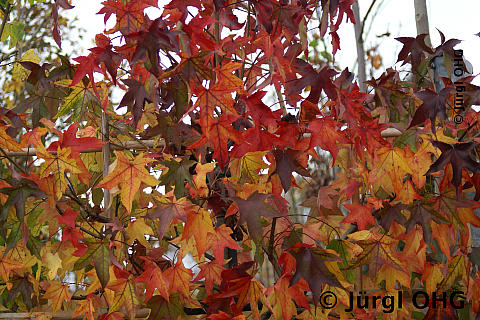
[66,0,480,85]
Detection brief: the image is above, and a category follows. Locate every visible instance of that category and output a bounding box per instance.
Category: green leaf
[5,220,21,256]
[0,22,25,49]
[26,236,42,259]
[159,158,195,199]
[93,243,110,289]
[147,294,186,320]
[73,240,104,270]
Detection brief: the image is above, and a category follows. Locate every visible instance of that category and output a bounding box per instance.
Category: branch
[3,139,164,157]
[102,112,111,219]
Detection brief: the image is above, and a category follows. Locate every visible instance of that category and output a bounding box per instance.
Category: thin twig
[0,147,27,174]
[359,0,377,41]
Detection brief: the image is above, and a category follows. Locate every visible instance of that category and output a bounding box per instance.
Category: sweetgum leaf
[271,149,310,192]
[230,191,282,242]
[395,34,433,67]
[405,202,449,244]
[290,246,342,305]
[426,141,480,192]
[118,79,152,128]
[408,87,454,135]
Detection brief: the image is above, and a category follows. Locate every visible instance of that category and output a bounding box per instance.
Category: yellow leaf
[12,49,40,82]
[126,219,153,248]
[42,251,62,280]
[230,151,268,183]
[37,147,82,199]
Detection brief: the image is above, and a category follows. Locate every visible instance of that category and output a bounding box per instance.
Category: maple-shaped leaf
[117,79,152,128]
[7,277,35,311]
[96,151,158,213]
[308,118,347,163]
[189,113,243,169]
[433,189,480,230]
[0,178,45,224]
[43,280,72,315]
[408,87,454,134]
[342,203,376,231]
[405,202,449,244]
[52,0,74,48]
[37,147,82,199]
[0,125,22,152]
[182,207,215,257]
[432,29,462,60]
[289,245,342,305]
[130,17,180,76]
[376,203,408,232]
[230,191,282,242]
[348,230,404,278]
[106,267,137,319]
[163,260,193,297]
[426,140,480,192]
[146,197,188,240]
[206,225,242,264]
[271,149,310,192]
[147,294,187,319]
[395,34,433,66]
[0,255,23,283]
[158,158,196,199]
[98,0,157,35]
[73,294,101,320]
[193,261,223,294]
[71,53,102,95]
[55,208,78,228]
[47,122,105,153]
[90,34,122,84]
[135,258,169,302]
[266,275,309,320]
[285,59,337,104]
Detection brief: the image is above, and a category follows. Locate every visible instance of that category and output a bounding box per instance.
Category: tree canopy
[1,0,480,319]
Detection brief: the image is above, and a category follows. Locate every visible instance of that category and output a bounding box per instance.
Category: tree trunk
[413,0,431,47]
[352,1,367,92]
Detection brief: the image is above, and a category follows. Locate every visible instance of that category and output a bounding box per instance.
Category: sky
[66,0,480,86]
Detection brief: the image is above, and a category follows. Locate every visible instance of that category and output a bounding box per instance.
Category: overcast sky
[68,0,480,85]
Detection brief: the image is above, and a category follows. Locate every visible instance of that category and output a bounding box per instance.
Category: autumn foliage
[2,0,480,319]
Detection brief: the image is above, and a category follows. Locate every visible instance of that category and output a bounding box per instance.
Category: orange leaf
[43,281,72,315]
[96,151,158,213]
[0,125,22,152]
[193,261,223,294]
[163,261,193,297]
[135,260,169,302]
[0,256,23,282]
[182,207,215,257]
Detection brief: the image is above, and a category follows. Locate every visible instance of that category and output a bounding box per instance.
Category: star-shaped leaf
[289,246,342,305]
[408,87,454,135]
[271,149,310,192]
[230,191,282,242]
[96,151,158,213]
[426,140,480,191]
